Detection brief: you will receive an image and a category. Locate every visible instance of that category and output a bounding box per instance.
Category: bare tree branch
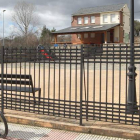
[12,1,40,46]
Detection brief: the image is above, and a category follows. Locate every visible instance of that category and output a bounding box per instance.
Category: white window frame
[111,14,116,23]
[91,16,95,24]
[84,33,88,38]
[77,34,81,39]
[91,33,95,38]
[78,17,82,24]
[103,15,108,23]
[84,17,88,24]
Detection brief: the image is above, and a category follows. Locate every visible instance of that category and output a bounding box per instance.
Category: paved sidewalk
[0,123,129,140]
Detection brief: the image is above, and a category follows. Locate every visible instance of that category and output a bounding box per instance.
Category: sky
[0,0,140,37]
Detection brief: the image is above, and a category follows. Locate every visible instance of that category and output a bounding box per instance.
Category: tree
[40,26,56,45]
[51,27,56,32]
[134,20,140,36]
[12,1,39,46]
[40,25,51,45]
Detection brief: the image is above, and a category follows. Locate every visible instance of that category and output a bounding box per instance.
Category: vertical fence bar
[125,45,128,124]
[24,47,26,111]
[86,45,89,121]
[34,47,36,112]
[29,48,30,112]
[75,45,78,119]
[10,47,14,109]
[48,47,51,115]
[15,47,17,110]
[1,46,4,114]
[112,44,114,122]
[99,45,102,121]
[43,47,45,114]
[64,45,66,117]
[119,45,122,123]
[58,45,61,116]
[53,47,56,115]
[19,47,22,111]
[80,45,83,125]
[38,47,40,112]
[69,45,72,117]
[84,54,86,119]
[5,48,8,109]
[93,46,96,120]
[106,45,108,122]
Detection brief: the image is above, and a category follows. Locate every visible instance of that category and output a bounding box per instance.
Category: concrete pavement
[0,123,129,140]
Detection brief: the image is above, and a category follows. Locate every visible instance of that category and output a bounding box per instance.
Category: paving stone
[0,123,129,140]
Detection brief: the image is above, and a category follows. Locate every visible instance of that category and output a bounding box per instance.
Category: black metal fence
[1,44,140,126]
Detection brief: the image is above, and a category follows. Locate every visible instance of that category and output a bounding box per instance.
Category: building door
[110,29,114,43]
[101,33,104,44]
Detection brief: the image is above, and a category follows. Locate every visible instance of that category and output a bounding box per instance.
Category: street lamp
[127,0,138,114]
[3,10,6,46]
[1,10,6,114]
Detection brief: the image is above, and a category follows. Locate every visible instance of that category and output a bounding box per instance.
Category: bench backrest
[0,74,34,92]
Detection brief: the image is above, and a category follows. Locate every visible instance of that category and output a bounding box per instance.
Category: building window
[84,17,88,24]
[71,16,74,22]
[78,17,82,24]
[84,33,88,38]
[103,15,108,23]
[111,14,116,23]
[91,33,95,38]
[123,15,125,23]
[77,34,81,39]
[91,16,95,23]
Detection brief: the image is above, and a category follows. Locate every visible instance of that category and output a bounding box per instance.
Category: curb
[5,114,139,140]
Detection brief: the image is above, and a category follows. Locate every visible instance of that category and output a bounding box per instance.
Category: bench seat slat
[0,80,31,85]
[0,74,30,79]
[0,85,40,93]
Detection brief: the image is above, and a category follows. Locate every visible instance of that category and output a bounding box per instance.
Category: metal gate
[1,44,140,126]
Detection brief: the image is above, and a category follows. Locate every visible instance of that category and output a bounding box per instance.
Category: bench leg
[32,90,41,105]
[32,92,36,104]
[38,89,41,105]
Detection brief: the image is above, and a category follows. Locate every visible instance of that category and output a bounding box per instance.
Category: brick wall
[72,32,102,44]
[71,14,101,44]
[71,12,123,44]
[71,14,100,26]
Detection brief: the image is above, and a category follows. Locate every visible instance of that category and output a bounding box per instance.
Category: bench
[0,74,41,104]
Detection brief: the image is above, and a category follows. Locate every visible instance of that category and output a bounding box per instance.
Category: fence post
[1,46,4,114]
[80,45,83,125]
[127,0,138,114]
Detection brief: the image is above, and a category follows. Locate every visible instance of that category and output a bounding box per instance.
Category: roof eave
[53,24,120,34]
[119,3,126,11]
[72,10,121,16]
